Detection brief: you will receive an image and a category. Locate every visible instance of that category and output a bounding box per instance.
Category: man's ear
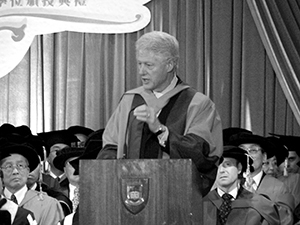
[166,59,175,72]
[237,162,243,174]
[263,152,267,162]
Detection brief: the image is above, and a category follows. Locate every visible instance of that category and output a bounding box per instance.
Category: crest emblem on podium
[121,178,149,214]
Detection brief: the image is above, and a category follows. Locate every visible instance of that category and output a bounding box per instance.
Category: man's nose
[219,166,225,172]
[138,64,146,75]
[12,167,19,174]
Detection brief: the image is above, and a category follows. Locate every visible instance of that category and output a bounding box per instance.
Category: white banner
[0,0,152,78]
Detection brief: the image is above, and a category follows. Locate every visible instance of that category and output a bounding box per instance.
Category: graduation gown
[256,174,295,225]
[278,173,300,207]
[19,190,64,225]
[97,79,223,196]
[203,188,280,225]
[33,181,72,217]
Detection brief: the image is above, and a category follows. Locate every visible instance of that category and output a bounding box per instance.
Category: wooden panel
[79,159,203,225]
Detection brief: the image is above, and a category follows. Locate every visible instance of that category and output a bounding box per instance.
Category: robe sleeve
[167,93,223,195]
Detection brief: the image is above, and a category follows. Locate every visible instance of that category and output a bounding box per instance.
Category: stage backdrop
[0,0,299,137]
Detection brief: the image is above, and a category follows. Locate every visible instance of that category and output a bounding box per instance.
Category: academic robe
[0,198,37,225]
[33,181,72,217]
[203,188,280,225]
[256,174,295,225]
[278,173,300,207]
[19,190,64,225]
[97,79,223,196]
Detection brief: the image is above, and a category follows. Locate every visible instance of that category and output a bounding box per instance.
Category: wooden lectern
[79,159,203,225]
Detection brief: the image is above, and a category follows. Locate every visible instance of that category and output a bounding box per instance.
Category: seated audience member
[203,145,280,225]
[53,147,84,211]
[37,130,79,188]
[67,126,94,147]
[264,136,288,178]
[57,131,105,225]
[0,141,65,225]
[265,135,300,223]
[24,134,73,217]
[229,133,295,225]
[271,134,300,175]
[265,136,300,204]
[0,169,37,225]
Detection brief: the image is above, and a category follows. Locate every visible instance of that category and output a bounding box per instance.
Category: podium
[79,159,203,225]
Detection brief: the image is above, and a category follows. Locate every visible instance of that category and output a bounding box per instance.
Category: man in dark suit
[53,146,84,212]
[203,145,280,225]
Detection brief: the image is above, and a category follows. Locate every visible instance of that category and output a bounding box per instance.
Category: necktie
[11,194,18,204]
[243,176,256,193]
[219,193,232,225]
[72,187,79,213]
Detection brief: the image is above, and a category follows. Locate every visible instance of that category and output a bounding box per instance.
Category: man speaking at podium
[97,31,223,196]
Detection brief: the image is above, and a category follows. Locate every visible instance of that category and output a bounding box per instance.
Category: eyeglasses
[1,163,28,174]
[239,147,262,155]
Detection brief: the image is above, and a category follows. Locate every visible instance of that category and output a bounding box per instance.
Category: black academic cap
[266,136,289,166]
[219,145,252,172]
[23,135,45,161]
[67,125,94,137]
[70,128,104,175]
[228,132,275,159]
[3,133,25,144]
[223,127,252,146]
[0,123,15,137]
[37,130,79,155]
[53,146,85,172]
[0,142,40,172]
[14,125,32,137]
[269,133,300,156]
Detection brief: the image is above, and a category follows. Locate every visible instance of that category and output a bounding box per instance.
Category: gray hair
[136,31,179,64]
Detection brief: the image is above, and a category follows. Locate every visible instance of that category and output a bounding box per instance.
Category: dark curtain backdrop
[1,0,299,136]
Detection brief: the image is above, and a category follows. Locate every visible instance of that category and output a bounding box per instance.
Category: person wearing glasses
[0,169,38,225]
[0,140,65,225]
[229,133,295,225]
